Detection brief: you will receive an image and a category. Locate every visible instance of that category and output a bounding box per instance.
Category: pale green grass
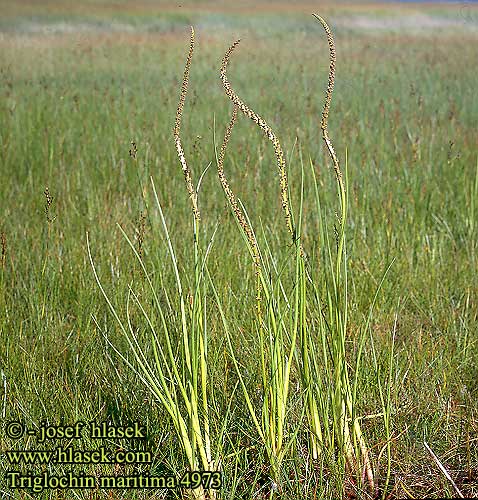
[0,3,477,499]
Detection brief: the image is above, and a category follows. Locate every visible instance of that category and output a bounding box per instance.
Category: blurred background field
[0,1,477,498]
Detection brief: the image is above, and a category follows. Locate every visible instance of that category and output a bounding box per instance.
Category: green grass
[1,2,477,498]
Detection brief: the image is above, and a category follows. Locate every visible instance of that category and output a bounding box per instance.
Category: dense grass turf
[0,1,477,498]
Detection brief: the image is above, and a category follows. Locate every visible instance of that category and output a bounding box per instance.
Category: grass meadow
[0,1,477,498]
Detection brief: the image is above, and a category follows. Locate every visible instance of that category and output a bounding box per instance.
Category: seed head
[174,27,200,221]
[220,40,294,241]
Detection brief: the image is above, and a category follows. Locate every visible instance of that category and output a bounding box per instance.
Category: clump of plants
[90,15,393,499]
